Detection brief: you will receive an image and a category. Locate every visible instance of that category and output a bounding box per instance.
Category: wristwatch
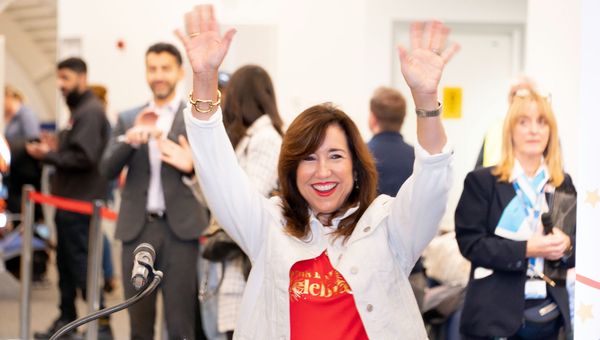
[415,102,442,118]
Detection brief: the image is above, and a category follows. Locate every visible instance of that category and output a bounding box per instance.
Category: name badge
[525,279,547,299]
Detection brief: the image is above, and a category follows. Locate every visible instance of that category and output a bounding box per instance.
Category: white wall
[5,54,51,121]
[576,0,600,337]
[57,0,531,229]
[525,0,580,183]
[57,0,282,118]
[58,0,194,116]
[57,0,584,228]
[364,0,526,134]
[58,0,526,126]
[1,12,57,123]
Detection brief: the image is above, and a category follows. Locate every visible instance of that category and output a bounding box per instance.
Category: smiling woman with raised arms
[176,4,459,339]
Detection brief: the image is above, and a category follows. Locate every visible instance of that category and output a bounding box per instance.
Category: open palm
[398,21,460,96]
[175,5,235,75]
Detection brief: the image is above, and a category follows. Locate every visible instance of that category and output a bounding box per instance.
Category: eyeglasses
[511,88,552,104]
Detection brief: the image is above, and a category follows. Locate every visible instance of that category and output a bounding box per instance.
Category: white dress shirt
[146,95,180,213]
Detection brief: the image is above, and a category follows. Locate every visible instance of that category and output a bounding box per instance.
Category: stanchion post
[85,200,103,340]
[19,185,35,340]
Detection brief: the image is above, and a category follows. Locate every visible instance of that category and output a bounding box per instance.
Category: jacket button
[366,304,374,312]
[350,266,358,275]
[516,260,523,268]
[363,226,371,233]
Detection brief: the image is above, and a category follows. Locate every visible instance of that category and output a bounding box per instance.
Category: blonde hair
[5,84,25,102]
[493,89,564,186]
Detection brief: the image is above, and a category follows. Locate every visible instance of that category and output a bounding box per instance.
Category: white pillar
[574,0,600,338]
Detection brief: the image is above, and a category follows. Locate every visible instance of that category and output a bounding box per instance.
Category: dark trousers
[462,335,559,340]
[55,210,105,321]
[462,328,560,340]
[121,216,201,340]
[461,299,563,340]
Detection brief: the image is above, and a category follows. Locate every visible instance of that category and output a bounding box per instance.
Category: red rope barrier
[28,191,118,221]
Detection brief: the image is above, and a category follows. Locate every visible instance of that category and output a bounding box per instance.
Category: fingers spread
[423,20,441,50]
[409,22,424,50]
[440,42,461,64]
[174,28,189,46]
[194,4,213,20]
[429,22,449,52]
[195,5,212,33]
[185,11,202,36]
[222,28,237,53]
[397,45,409,65]
[206,5,218,31]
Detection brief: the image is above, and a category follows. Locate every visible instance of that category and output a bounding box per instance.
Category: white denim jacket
[185,108,453,340]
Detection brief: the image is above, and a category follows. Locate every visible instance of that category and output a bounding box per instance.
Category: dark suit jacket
[455,167,575,338]
[100,102,209,242]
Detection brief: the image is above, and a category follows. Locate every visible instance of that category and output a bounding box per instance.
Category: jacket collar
[348,195,391,245]
[305,195,392,246]
[496,177,517,213]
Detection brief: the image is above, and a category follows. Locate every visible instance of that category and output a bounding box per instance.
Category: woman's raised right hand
[175,4,236,78]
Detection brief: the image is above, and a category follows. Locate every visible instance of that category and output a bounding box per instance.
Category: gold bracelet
[189,89,221,113]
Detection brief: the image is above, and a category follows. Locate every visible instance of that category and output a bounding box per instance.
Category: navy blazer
[455,167,575,338]
[367,132,414,197]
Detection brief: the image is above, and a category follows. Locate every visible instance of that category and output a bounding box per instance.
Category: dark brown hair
[146,42,183,66]
[279,103,378,241]
[222,65,284,148]
[370,87,406,132]
[57,57,87,74]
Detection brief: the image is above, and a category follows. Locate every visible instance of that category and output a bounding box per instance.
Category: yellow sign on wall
[442,87,462,119]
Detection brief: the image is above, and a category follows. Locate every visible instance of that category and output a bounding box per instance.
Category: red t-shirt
[289,251,369,340]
